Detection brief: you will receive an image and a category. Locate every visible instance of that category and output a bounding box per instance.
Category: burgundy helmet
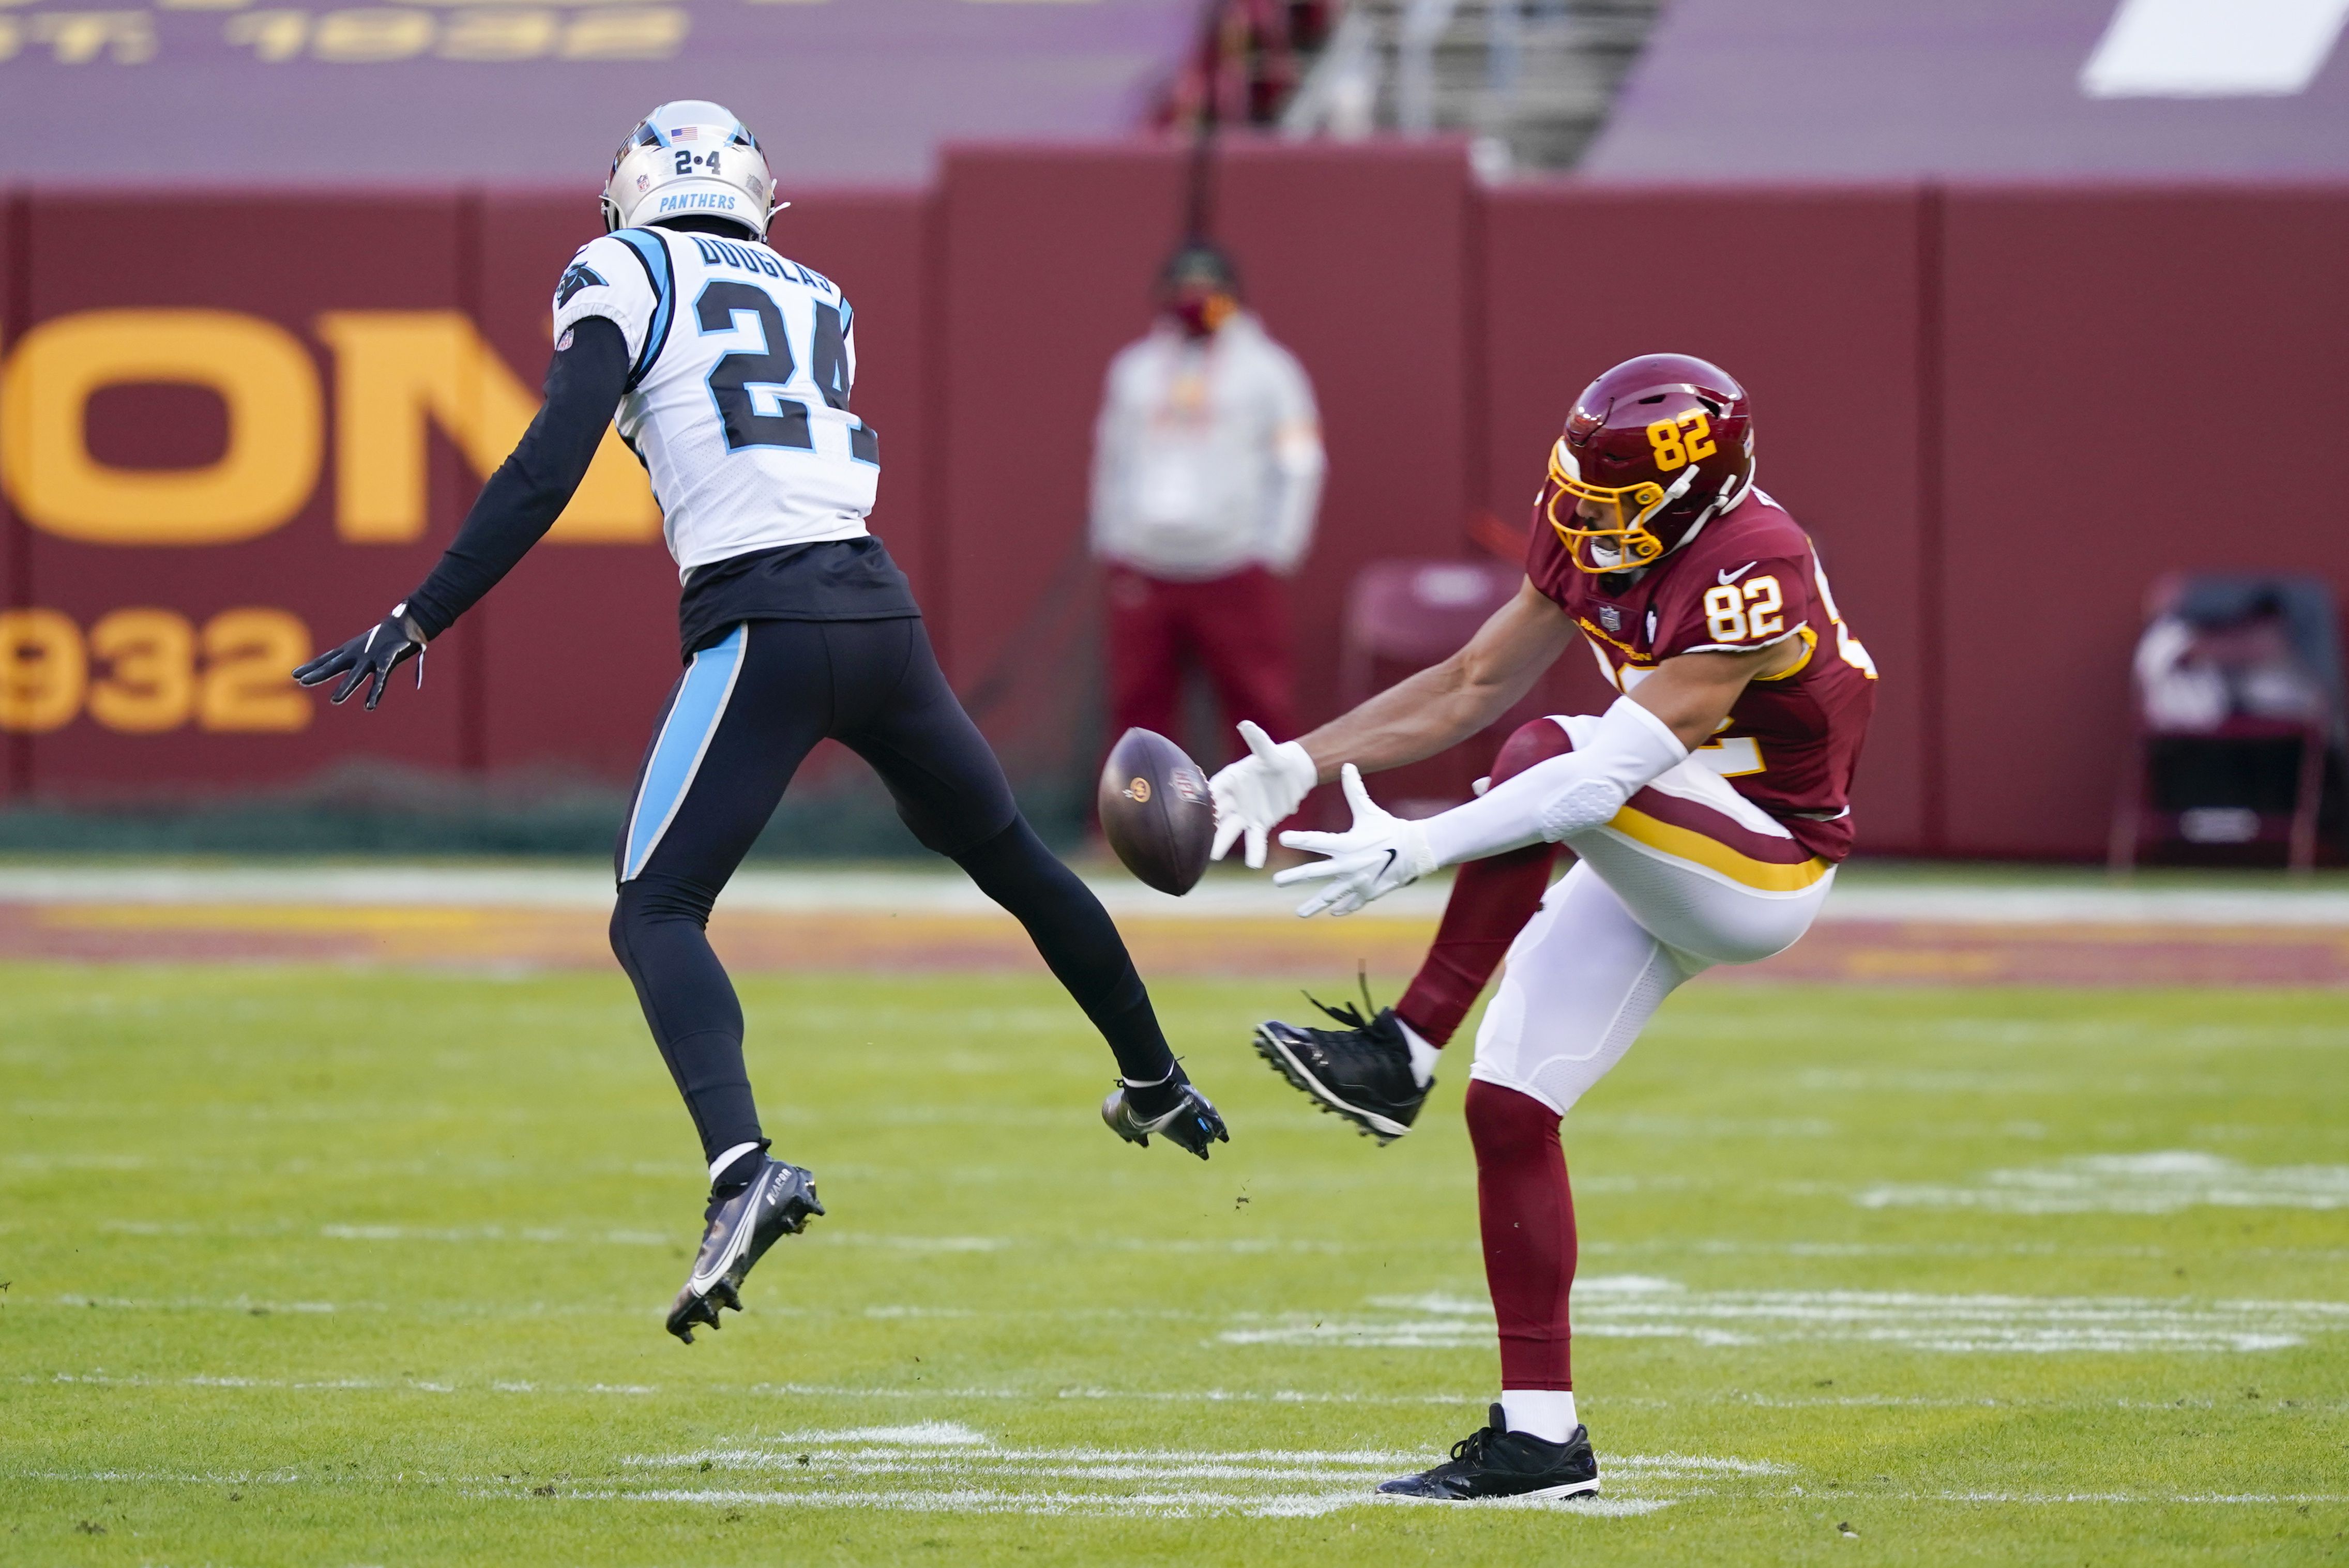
[1545,353,1755,573]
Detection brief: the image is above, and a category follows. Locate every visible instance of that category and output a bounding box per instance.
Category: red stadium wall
[2,154,2342,859]
[1934,188,2349,858]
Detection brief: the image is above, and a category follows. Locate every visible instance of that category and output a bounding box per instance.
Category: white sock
[1399,1016,1442,1088]
[1501,1389,1577,1444]
[708,1141,763,1186]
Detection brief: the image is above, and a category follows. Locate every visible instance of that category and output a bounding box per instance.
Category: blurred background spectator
[1089,241,1324,763]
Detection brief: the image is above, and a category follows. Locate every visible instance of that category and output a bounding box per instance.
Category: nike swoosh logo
[1376,849,1397,880]
[1718,561,1759,585]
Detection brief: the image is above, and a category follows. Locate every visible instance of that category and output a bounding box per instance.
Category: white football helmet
[601,99,785,238]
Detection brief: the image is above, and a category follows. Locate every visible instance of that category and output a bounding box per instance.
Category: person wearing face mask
[1088,240,1325,767]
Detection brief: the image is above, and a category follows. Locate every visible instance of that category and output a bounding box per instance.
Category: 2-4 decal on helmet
[601,99,786,241]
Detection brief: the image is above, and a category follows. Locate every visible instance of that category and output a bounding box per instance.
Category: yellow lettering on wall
[0,609,88,733]
[0,310,323,545]
[200,607,312,732]
[314,310,657,545]
[88,607,198,733]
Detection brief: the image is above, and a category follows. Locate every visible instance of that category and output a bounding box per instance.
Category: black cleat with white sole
[1101,1080,1230,1160]
[666,1155,824,1344]
[1377,1405,1601,1501]
[1254,992,1427,1144]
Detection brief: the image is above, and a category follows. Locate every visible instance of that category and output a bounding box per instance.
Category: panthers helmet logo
[555,262,605,309]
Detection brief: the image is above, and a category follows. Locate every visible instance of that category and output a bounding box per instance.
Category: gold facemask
[1545,442,1671,574]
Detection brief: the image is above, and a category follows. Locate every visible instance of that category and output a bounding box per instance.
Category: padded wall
[1936,188,2349,856]
[14,194,471,793]
[1,154,2342,859]
[2,193,25,799]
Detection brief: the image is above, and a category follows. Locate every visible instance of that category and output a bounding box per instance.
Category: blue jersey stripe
[620,623,746,882]
[610,227,676,389]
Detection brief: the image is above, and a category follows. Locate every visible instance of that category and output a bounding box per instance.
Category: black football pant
[609,616,1177,1176]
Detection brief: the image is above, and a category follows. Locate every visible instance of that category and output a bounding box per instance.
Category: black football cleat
[666,1156,824,1344]
[1101,1080,1230,1160]
[1377,1405,1601,1502]
[1254,989,1427,1144]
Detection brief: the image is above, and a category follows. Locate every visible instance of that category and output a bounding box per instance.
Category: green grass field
[5,963,2347,1563]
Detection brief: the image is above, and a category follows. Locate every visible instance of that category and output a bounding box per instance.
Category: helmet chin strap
[1630,465,1700,536]
[1662,462,1755,559]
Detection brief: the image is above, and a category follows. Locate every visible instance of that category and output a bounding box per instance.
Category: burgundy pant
[1104,564,1296,751]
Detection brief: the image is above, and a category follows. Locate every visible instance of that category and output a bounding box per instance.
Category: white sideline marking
[25,1372,652,1396]
[52,1294,357,1315]
[1859,1152,2349,1214]
[813,1234,1012,1253]
[10,1373,1510,1408]
[1219,1277,2349,1354]
[571,1422,1726,1518]
[1573,1114,1840,1139]
[742,1383,1485,1406]
[565,1485,1673,1518]
[319,1223,672,1246]
[87,1219,1055,1254]
[24,1461,2339,1512]
[31,1372,2346,1419]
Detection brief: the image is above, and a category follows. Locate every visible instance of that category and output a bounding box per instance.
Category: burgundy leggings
[1466,1077,1577,1389]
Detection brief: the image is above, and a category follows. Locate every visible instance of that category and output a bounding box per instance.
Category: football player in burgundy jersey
[1207,353,1877,1500]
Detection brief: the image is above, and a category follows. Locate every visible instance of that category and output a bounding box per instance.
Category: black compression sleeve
[402,314,633,639]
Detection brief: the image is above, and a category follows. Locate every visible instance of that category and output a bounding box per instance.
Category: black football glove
[293,602,428,711]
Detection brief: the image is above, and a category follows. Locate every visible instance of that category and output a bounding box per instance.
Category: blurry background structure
[1,0,2344,861]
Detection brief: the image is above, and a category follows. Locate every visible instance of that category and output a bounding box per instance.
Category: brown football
[1097,727,1214,896]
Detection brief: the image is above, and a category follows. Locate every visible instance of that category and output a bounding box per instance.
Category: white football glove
[1271,765,1436,918]
[1208,720,1319,870]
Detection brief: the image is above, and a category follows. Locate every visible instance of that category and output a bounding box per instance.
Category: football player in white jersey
[296,101,1227,1345]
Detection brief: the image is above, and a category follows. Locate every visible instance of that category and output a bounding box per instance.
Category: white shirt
[553,226,880,580]
[1088,312,1325,581]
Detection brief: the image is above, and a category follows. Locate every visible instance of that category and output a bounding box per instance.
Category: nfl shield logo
[1599,605,1622,633]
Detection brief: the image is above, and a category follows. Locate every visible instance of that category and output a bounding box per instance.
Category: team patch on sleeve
[550,234,660,374]
[555,262,606,309]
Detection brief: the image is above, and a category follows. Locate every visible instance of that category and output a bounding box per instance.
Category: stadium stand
[1280,0,1664,171]
[1584,0,2349,177]
[0,0,1201,185]
[1156,0,1338,130]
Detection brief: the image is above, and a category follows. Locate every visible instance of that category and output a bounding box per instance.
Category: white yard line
[20,1460,2335,1513]
[1859,1152,2349,1214]
[1220,1278,2349,1354]
[4,863,2348,926]
[584,1423,1734,1518]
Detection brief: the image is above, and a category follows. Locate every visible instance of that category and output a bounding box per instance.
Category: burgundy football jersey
[1526,484,1878,861]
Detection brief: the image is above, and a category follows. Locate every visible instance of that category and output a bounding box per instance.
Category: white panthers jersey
[552,225,880,578]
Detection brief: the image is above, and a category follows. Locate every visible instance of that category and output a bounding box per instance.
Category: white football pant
[1470,713,1836,1116]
